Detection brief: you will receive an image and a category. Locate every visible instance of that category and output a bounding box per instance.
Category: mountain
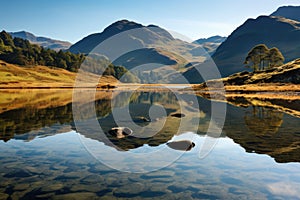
[211,6,300,77]
[68,19,204,61]
[193,35,226,55]
[68,20,207,83]
[194,35,226,45]
[69,20,145,53]
[271,5,300,22]
[9,31,72,50]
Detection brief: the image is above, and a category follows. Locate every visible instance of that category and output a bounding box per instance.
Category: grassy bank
[0,60,118,88]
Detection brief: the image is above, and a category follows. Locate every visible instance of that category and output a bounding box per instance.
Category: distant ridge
[194,35,226,45]
[194,35,227,55]
[9,31,72,50]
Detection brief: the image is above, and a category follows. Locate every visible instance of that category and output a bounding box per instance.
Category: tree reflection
[244,106,283,135]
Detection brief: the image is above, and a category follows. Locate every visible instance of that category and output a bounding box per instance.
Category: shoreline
[1,83,300,92]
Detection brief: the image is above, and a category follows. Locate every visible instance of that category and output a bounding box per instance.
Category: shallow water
[0,89,300,199]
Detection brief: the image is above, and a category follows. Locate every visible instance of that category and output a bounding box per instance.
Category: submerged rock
[134,116,151,123]
[167,140,195,151]
[108,127,133,139]
[170,113,186,118]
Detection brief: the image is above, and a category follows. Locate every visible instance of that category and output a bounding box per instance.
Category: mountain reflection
[73,91,203,151]
[1,89,300,163]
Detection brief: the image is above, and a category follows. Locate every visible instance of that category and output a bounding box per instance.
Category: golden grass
[224,83,300,92]
[0,60,118,88]
[0,88,116,114]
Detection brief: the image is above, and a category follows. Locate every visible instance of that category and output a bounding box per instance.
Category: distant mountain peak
[103,19,144,33]
[194,35,226,45]
[9,31,36,41]
[147,24,159,28]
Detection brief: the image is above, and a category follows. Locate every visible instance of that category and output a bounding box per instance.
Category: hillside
[0,30,84,71]
[193,58,300,93]
[0,30,140,83]
[222,59,300,85]
[0,60,118,88]
[210,6,300,77]
[9,31,72,50]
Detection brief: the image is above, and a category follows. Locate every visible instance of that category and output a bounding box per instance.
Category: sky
[1,0,300,43]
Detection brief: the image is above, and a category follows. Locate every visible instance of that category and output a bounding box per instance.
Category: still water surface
[0,89,300,199]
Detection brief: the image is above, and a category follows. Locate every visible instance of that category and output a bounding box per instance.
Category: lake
[0,89,300,199]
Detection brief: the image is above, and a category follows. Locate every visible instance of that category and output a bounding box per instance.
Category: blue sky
[1,0,299,43]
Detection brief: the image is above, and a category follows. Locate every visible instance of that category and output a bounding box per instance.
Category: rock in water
[167,140,195,151]
[109,127,133,138]
[170,113,186,118]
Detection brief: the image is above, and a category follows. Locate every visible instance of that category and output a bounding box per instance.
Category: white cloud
[268,182,300,198]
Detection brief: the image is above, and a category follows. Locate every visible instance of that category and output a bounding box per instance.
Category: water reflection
[244,106,283,136]
[224,97,300,163]
[0,90,300,164]
[1,89,300,199]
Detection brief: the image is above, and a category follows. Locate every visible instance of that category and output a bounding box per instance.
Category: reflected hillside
[0,90,207,146]
[223,102,300,163]
[0,89,114,141]
[226,96,300,118]
[0,89,74,114]
[0,104,73,142]
[0,89,114,114]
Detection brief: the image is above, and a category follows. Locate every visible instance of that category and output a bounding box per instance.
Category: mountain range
[9,31,72,51]
[3,5,300,84]
[68,6,300,82]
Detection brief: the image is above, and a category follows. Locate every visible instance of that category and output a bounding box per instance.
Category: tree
[268,47,284,68]
[244,44,269,71]
[0,38,13,53]
[0,31,15,47]
[244,44,285,72]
